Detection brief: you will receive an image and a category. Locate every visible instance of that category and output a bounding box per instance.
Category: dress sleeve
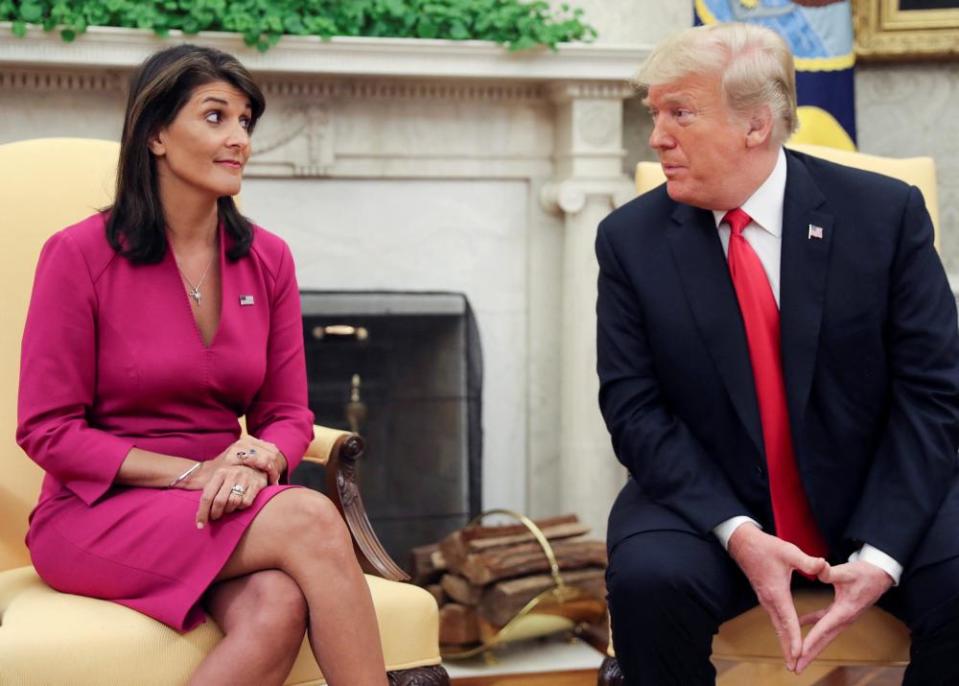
[245,241,314,477]
[17,230,135,505]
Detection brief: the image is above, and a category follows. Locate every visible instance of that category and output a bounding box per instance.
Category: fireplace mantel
[0,24,646,81]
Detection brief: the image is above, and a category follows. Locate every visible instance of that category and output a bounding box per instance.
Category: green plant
[1,0,596,52]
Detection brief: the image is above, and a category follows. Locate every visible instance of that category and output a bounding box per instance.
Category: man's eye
[675,109,694,122]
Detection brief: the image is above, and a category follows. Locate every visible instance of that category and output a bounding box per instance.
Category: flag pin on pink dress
[239,295,255,306]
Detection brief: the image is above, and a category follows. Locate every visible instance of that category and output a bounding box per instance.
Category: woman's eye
[239,116,251,130]
[205,111,221,124]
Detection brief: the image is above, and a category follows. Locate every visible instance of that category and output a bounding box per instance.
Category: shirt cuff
[713,516,762,550]
[848,544,903,586]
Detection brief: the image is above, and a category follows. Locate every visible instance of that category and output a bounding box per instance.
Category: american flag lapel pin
[808,224,824,240]
[239,294,255,306]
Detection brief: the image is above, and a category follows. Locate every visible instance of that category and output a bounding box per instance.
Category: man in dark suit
[598,22,959,685]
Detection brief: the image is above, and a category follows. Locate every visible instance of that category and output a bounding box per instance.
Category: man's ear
[745,105,774,148]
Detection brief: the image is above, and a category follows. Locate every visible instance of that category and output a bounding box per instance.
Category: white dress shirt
[710,148,902,585]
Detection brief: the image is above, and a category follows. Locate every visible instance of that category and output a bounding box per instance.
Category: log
[439,603,480,646]
[425,583,446,606]
[410,543,447,585]
[439,515,590,574]
[479,567,607,628]
[457,536,607,586]
[467,522,591,552]
[440,574,481,606]
[461,514,581,543]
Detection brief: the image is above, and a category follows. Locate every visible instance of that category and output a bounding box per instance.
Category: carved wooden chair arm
[303,425,410,582]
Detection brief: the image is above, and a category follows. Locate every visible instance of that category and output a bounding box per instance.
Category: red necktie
[725,208,828,558]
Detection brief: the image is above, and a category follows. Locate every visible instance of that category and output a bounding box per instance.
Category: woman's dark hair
[106,44,266,263]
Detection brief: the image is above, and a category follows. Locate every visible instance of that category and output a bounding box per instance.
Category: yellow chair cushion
[712,589,909,666]
[606,589,909,665]
[0,566,441,685]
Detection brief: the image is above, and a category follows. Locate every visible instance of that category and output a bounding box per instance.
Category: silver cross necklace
[175,251,216,306]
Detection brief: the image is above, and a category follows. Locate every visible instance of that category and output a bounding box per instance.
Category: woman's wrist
[175,460,214,490]
[169,460,201,488]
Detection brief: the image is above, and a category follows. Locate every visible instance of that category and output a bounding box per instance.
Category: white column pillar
[540,83,636,538]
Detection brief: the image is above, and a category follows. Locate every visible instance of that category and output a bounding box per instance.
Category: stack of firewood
[411,514,608,650]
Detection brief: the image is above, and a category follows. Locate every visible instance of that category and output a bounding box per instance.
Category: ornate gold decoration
[855,0,959,62]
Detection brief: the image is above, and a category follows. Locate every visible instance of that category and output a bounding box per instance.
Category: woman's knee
[267,490,354,562]
[235,570,308,640]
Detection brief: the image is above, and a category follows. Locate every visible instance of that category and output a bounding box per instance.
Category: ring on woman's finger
[236,450,247,460]
[248,448,257,455]
[231,484,248,497]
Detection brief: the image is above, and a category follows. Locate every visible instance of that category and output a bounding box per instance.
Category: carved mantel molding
[0,23,647,84]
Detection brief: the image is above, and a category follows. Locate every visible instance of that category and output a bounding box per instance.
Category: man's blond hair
[637,23,798,146]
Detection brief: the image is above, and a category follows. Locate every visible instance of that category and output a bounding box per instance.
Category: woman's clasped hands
[181,437,288,529]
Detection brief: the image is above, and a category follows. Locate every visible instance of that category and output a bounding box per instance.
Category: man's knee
[606,532,748,686]
[607,531,739,617]
[608,541,697,613]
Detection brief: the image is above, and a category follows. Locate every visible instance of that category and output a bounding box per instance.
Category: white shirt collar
[712,147,787,237]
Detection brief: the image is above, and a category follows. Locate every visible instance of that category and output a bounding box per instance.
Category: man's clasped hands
[727,523,894,674]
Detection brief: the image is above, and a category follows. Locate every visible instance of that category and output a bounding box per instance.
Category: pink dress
[17,212,314,631]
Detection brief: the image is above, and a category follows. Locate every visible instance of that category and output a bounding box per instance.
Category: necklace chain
[174,252,216,306]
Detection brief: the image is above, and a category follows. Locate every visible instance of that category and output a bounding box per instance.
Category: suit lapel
[667,203,764,458]
[780,152,833,430]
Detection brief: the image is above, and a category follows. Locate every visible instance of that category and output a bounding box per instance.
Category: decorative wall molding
[548,81,636,101]
[539,178,635,215]
[249,102,334,177]
[0,67,124,92]
[265,79,547,102]
[0,65,548,102]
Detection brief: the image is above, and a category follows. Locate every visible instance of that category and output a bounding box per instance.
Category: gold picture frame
[855,0,959,61]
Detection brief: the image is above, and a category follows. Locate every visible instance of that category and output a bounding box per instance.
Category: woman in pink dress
[17,45,388,686]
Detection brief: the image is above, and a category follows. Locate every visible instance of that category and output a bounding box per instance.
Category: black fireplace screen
[292,291,482,571]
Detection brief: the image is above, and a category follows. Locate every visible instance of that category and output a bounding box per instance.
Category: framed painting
[855,0,959,60]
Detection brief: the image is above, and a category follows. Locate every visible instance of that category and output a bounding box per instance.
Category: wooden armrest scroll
[303,425,410,582]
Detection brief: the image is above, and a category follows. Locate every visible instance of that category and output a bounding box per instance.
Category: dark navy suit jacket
[597,149,959,576]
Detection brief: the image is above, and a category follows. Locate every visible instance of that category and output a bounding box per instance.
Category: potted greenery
[2,0,596,52]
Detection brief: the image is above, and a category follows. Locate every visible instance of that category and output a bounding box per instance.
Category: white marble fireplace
[0,26,649,537]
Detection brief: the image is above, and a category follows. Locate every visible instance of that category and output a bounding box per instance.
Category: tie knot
[723,208,752,237]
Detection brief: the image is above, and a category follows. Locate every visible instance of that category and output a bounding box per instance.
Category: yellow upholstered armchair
[599,144,934,685]
[0,138,448,686]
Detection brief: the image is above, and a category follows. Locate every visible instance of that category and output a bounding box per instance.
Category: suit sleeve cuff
[713,516,762,551]
[848,544,903,586]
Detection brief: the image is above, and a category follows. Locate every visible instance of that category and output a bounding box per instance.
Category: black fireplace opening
[292,291,482,571]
